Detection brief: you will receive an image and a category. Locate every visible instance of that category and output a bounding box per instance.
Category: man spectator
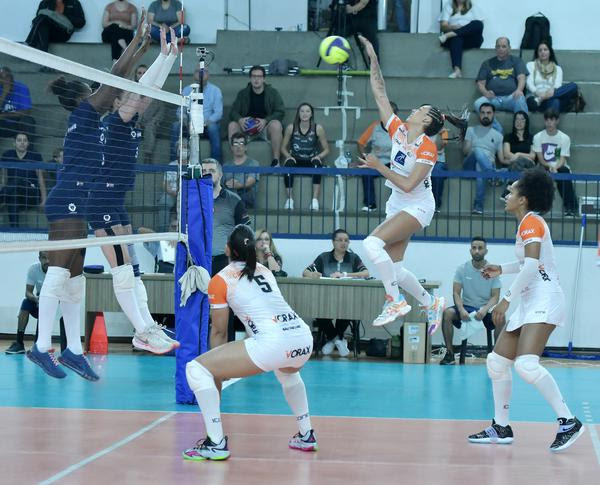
[439,237,501,365]
[533,108,578,217]
[302,229,369,357]
[0,133,46,227]
[170,67,223,162]
[346,0,380,63]
[474,37,528,131]
[25,0,86,57]
[223,133,259,208]
[157,139,188,231]
[135,64,165,164]
[0,67,36,140]
[44,147,63,189]
[463,103,505,214]
[5,251,66,354]
[227,66,284,167]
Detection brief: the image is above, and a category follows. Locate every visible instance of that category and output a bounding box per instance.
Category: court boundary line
[39,411,177,485]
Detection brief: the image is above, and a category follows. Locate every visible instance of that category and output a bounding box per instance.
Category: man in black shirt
[345,0,380,64]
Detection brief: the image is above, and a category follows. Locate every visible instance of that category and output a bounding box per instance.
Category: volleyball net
[0,36,188,252]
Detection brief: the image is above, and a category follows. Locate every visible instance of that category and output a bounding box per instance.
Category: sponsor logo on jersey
[244,315,258,334]
[103,214,111,222]
[421,151,434,157]
[286,346,311,359]
[393,150,407,166]
[68,203,77,213]
[272,312,299,323]
[521,228,535,236]
[67,123,77,134]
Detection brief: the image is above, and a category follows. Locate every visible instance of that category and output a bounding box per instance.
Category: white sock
[276,371,312,435]
[394,261,432,306]
[61,275,84,354]
[111,265,149,333]
[186,360,224,443]
[36,266,70,352]
[487,352,513,427]
[363,236,399,300]
[535,373,574,419]
[134,277,155,328]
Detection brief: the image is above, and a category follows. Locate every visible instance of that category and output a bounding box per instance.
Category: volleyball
[319,36,351,65]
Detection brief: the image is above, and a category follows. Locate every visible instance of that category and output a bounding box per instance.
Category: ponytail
[227,224,257,281]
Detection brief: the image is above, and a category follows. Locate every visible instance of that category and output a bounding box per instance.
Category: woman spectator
[147,0,190,44]
[281,102,329,211]
[501,111,535,198]
[101,0,138,63]
[438,0,484,78]
[526,41,578,113]
[255,229,287,277]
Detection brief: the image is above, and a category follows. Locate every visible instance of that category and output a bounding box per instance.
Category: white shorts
[244,329,313,372]
[385,191,435,228]
[506,290,566,332]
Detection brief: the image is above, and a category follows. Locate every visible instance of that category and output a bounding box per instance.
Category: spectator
[25,0,85,56]
[439,237,501,365]
[281,102,330,211]
[140,216,179,273]
[5,251,66,354]
[170,67,223,162]
[474,37,528,127]
[526,41,579,113]
[157,139,187,231]
[227,66,285,167]
[255,228,286,277]
[533,108,577,217]
[394,0,410,32]
[302,229,369,357]
[356,101,398,212]
[223,133,259,208]
[148,0,190,43]
[501,111,535,198]
[101,0,138,63]
[44,147,63,189]
[430,128,449,211]
[345,0,379,63]
[438,0,484,78]
[0,67,36,140]
[0,133,46,227]
[134,64,165,164]
[463,103,505,214]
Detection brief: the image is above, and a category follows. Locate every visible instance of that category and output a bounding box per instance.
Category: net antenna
[188,47,215,165]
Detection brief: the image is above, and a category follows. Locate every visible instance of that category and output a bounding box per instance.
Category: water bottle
[555,146,561,161]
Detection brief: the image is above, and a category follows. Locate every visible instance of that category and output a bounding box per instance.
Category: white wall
[0,0,308,45]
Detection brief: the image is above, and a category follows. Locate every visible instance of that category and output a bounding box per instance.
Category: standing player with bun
[468,168,584,452]
[182,224,317,461]
[27,12,151,380]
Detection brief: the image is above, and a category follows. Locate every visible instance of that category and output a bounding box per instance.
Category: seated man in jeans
[223,133,259,208]
[440,237,501,365]
[302,229,369,357]
[463,103,505,214]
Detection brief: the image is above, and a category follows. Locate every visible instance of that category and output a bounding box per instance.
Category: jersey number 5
[253,275,273,293]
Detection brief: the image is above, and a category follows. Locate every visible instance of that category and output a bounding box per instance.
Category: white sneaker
[438,33,447,44]
[133,327,177,354]
[334,338,350,357]
[284,198,294,210]
[373,295,412,327]
[149,322,180,348]
[423,296,445,336]
[321,339,335,355]
[310,198,319,211]
[448,70,462,78]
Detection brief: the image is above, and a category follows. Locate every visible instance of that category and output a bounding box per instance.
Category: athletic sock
[111,265,149,334]
[36,266,70,352]
[534,372,574,420]
[16,330,25,345]
[60,275,84,355]
[276,371,312,435]
[186,361,224,443]
[363,236,399,300]
[134,277,156,328]
[393,261,432,306]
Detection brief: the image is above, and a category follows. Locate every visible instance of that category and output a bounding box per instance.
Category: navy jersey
[100,111,141,191]
[1,149,43,188]
[57,100,103,189]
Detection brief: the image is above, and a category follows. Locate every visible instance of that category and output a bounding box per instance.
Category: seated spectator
[439,237,501,365]
[430,128,449,211]
[4,251,66,355]
[438,0,484,78]
[44,147,63,189]
[148,0,190,44]
[135,64,165,164]
[140,216,179,273]
[255,228,286,277]
[0,133,46,227]
[227,66,285,167]
[25,0,85,56]
[170,67,223,162]
[281,102,329,211]
[223,133,259,208]
[0,67,36,140]
[101,0,138,63]
[302,229,369,357]
[356,101,398,212]
[533,109,577,217]
[474,37,528,129]
[463,103,505,214]
[526,41,578,113]
[157,139,187,231]
[501,111,535,198]
[394,0,410,32]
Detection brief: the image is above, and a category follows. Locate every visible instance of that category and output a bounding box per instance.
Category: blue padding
[175,176,213,404]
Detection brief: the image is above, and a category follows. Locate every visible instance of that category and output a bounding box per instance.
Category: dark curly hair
[228,224,257,280]
[516,167,554,214]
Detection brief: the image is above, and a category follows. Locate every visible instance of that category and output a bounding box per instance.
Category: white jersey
[515,212,563,295]
[208,262,310,339]
[384,114,438,202]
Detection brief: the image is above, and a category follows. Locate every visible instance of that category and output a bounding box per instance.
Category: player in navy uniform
[27,11,151,380]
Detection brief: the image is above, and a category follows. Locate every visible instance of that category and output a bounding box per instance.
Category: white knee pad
[39,266,70,300]
[363,236,387,264]
[111,264,135,292]
[134,278,148,305]
[61,275,84,304]
[486,351,513,381]
[186,360,215,393]
[514,354,548,385]
[275,370,302,389]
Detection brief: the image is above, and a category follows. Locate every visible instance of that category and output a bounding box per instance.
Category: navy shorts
[448,304,495,330]
[87,191,127,230]
[20,298,39,319]
[45,185,88,221]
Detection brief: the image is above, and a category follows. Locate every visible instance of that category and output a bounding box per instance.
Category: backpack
[520,13,552,56]
[268,58,299,76]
